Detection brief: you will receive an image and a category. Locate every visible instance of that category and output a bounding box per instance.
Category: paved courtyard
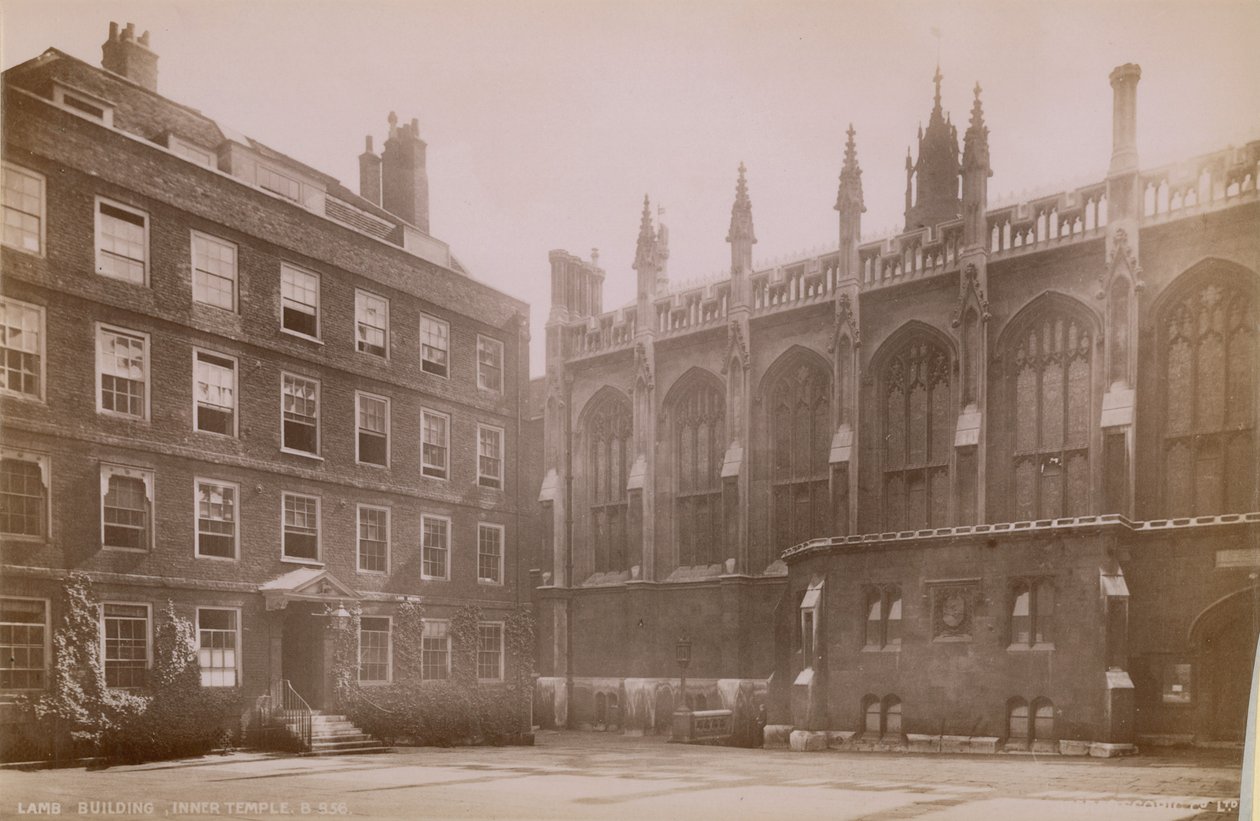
[0,732,1245,821]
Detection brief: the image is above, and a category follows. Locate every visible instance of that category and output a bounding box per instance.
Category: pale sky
[4,0,1258,373]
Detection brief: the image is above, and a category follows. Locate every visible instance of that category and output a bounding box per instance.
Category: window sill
[477,481,504,491]
[1,535,49,545]
[478,579,504,587]
[421,471,449,482]
[861,644,902,653]
[357,568,389,576]
[356,460,390,470]
[103,545,149,553]
[281,557,324,567]
[420,575,450,582]
[280,448,323,461]
[1,241,44,258]
[195,552,238,562]
[420,366,450,380]
[195,428,238,440]
[97,410,150,423]
[0,391,46,404]
[358,680,390,687]
[1007,643,1055,652]
[477,678,504,685]
[280,328,323,345]
[95,271,150,288]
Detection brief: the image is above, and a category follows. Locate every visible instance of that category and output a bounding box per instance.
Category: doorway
[281,605,327,708]
[1194,587,1260,742]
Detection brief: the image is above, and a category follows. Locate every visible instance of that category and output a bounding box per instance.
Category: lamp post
[671,634,693,742]
[675,634,692,710]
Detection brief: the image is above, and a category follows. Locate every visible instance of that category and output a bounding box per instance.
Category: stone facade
[535,64,1260,748]
[0,25,529,753]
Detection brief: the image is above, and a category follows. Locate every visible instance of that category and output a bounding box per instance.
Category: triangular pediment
[259,567,359,609]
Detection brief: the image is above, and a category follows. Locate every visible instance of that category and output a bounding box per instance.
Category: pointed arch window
[768,360,831,551]
[586,393,632,573]
[881,339,951,531]
[1160,273,1255,516]
[671,378,725,567]
[1006,311,1093,521]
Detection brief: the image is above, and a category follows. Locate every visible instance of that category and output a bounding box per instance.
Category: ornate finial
[727,163,756,245]
[934,64,944,107]
[634,195,657,273]
[963,81,990,172]
[836,125,866,214]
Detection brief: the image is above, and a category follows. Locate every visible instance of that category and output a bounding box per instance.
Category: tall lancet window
[1161,269,1255,515]
[1007,310,1093,521]
[768,358,831,551]
[882,338,952,531]
[671,376,725,567]
[586,392,632,572]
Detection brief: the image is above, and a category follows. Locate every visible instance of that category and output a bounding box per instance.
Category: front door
[1199,591,1260,741]
[282,606,326,708]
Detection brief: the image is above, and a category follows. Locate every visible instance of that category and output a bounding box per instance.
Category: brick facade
[0,29,530,747]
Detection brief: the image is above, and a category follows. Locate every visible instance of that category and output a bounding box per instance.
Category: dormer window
[258,165,300,201]
[52,83,113,127]
[167,136,216,169]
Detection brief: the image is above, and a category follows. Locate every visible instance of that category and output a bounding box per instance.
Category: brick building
[0,24,529,748]
[535,64,1259,751]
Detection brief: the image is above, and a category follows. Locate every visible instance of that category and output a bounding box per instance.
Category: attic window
[258,165,300,201]
[167,136,216,169]
[52,83,114,127]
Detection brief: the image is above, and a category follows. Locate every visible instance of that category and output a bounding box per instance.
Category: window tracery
[882,339,952,530]
[586,393,632,572]
[672,378,725,567]
[1161,274,1255,515]
[768,360,831,551]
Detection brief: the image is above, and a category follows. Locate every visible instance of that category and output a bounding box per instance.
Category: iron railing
[254,679,312,751]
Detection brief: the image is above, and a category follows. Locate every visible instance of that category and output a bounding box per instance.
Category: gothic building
[534,64,1259,752]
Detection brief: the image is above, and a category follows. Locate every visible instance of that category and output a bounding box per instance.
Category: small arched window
[862,695,881,735]
[883,696,902,736]
[1007,698,1029,740]
[1032,698,1055,741]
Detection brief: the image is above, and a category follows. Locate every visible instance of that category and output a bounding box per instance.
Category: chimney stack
[380,112,430,233]
[1108,63,1141,175]
[358,136,382,207]
[101,22,158,92]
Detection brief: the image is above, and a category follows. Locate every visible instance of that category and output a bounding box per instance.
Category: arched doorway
[1192,587,1260,741]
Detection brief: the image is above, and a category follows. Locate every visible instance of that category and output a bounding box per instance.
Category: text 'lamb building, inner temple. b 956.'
[532,63,1259,754]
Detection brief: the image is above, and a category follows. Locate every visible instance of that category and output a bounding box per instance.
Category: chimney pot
[101,21,158,92]
[380,113,429,231]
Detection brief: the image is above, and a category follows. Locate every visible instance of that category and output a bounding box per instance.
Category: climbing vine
[393,601,426,683]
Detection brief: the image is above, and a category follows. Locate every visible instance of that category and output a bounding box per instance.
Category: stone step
[311,738,382,751]
[306,745,392,757]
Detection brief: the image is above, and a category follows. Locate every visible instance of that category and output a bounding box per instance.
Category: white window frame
[280,263,321,341]
[476,621,505,683]
[94,197,149,286]
[195,478,239,561]
[477,335,504,393]
[193,348,238,438]
[95,323,150,420]
[356,504,391,575]
[421,513,451,581]
[280,372,321,457]
[355,289,390,359]
[358,615,393,684]
[355,391,390,468]
[168,136,216,169]
[477,522,505,586]
[477,424,505,489]
[191,231,238,311]
[195,606,242,688]
[0,596,51,692]
[421,619,451,681]
[257,164,301,202]
[52,82,114,126]
[281,492,322,565]
[0,448,50,541]
[421,408,450,480]
[0,297,45,401]
[99,601,152,690]
[2,162,46,257]
[100,463,154,552]
[419,313,450,379]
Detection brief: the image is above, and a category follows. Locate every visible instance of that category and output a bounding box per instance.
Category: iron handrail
[273,679,313,751]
